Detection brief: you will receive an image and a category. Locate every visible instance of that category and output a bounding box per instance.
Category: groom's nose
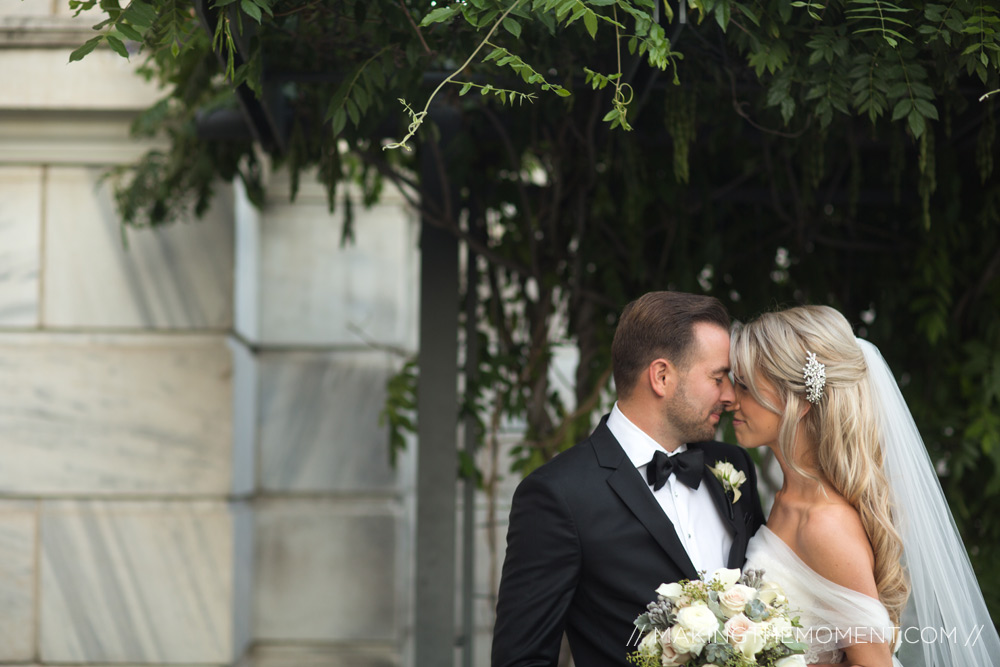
[720,374,736,406]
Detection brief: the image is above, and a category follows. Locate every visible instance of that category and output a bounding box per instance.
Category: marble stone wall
[1,4,421,667]
[0,4,250,666]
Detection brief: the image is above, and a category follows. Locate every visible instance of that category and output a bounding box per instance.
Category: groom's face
[664,323,735,443]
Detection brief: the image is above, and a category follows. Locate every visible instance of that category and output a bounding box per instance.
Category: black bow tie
[646,448,704,491]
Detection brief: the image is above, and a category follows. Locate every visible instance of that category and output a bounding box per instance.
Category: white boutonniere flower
[709,461,746,504]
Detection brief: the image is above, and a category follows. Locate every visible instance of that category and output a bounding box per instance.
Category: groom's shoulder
[520,422,616,483]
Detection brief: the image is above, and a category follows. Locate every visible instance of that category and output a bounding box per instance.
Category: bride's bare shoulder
[796,503,879,598]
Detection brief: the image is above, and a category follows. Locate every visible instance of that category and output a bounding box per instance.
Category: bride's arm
[841,640,893,667]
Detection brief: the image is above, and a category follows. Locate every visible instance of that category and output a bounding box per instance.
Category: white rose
[676,602,721,642]
[767,616,793,640]
[669,626,705,656]
[725,613,766,658]
[708,568,741,588]
[719,583,758,618]
[774,655,808,667]
[655,582,684,601]
[758,580,787,605]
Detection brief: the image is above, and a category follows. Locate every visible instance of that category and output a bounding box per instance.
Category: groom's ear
[648,358,678,398]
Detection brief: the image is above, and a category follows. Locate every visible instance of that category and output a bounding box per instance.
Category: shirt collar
[607,402,687,469]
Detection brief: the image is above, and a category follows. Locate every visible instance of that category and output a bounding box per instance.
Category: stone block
[258,350,398,493]
[251,645,398,667]
[40,500,251,664]
[0,332,233,495]
[43,167,234,330]
[0,49,157,111]
[0,0,52,16]
[0,501,37,662]
[254,499,399,642]
[237,175,418,348]
[0,166,42,327]
[0,112,164,166]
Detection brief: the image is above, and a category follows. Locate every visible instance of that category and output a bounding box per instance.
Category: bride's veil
[857,338,1000,666]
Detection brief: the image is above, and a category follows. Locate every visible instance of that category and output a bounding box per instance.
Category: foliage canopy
[70,0,1000,620]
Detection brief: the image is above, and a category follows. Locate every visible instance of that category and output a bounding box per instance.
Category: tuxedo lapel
[592,422,699,580]
[697,447,750,568]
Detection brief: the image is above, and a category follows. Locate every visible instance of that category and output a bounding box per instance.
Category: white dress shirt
[607,402,733,575]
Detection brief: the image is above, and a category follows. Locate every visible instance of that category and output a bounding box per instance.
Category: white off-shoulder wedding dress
[738,340,1000,667]
[745,526,903,666]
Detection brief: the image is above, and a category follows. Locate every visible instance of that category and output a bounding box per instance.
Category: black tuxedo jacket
[492,417,766,667]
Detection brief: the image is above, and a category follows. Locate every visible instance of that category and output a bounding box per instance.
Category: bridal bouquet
[627,568,808,667]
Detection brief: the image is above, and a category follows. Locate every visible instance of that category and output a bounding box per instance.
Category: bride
[729,305,1000,666]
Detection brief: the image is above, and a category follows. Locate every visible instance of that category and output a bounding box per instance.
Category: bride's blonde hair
[730,305,909,626]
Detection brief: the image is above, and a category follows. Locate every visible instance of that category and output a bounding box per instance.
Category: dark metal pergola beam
[415,104,461,667]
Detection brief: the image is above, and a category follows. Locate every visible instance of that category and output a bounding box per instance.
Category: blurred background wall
[0,2,431,665]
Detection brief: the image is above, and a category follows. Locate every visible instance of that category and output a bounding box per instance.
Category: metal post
[461,220,481,667]
[415,105,460,667]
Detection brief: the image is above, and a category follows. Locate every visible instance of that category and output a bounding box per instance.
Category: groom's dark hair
[612,291,730,399]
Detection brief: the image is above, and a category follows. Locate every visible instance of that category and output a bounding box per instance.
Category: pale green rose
[638,630,659,657]
[708,567,741,588]
[656,582,684,601]
[774,655,808,667]
[758,580,787,606]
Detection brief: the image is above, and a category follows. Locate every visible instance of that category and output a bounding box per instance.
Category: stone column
[232,170,419,667]
[0,4,251,665]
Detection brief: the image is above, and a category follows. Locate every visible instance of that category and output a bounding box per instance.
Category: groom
[492,291,766,667]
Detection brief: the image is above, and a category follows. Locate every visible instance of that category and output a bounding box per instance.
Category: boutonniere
[709,461,747,504]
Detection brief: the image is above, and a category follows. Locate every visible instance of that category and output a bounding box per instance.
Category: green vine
[384,0,528,151]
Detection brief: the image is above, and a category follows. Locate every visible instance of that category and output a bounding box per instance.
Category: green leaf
[503,16,522,38]
[907,108,926,137]
[331,108,347,135]
[116,22,143,42]
[68,35,102,62]
[913,98,939,120]
[105,34,129,58]
[891,98,913,121]
[483,47,505,62]
[345,97,361,126]
[240,0,262,23]
[460,81,473,95]
[583,10,598,38]
[354,86,369,113]
[420,4,459,26]
[122,1,157,29]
